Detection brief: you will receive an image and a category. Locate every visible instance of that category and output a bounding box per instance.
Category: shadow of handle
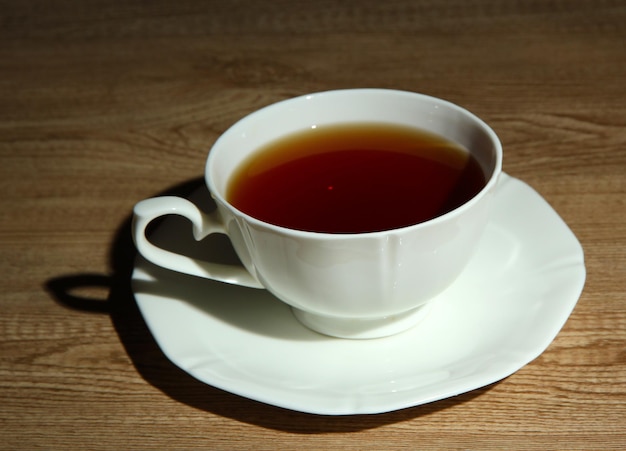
[46,274,113,313]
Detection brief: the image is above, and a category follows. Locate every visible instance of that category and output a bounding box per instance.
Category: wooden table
[1,1,624,449]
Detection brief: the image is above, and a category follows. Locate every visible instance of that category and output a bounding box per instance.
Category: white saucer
[132,173,585,415]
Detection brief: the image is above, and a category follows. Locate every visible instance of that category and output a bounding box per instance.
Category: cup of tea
[132,89,502,338]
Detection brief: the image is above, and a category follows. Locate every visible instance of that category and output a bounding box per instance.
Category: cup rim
[206,88,503,238]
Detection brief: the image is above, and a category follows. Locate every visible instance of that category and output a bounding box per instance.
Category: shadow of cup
[45,176,496,430]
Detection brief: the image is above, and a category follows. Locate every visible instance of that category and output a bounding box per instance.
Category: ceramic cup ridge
[133,89,503,338]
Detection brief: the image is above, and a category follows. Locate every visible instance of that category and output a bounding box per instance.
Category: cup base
[291,304,431,339]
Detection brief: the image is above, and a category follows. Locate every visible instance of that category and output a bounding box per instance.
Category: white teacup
[132,89,502,339]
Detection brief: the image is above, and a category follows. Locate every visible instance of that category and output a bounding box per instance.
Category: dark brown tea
[227,123,486,233]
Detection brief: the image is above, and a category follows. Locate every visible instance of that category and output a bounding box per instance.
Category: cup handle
[132,196,263,288]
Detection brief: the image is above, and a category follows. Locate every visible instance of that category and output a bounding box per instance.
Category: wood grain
[1,0,625,449]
